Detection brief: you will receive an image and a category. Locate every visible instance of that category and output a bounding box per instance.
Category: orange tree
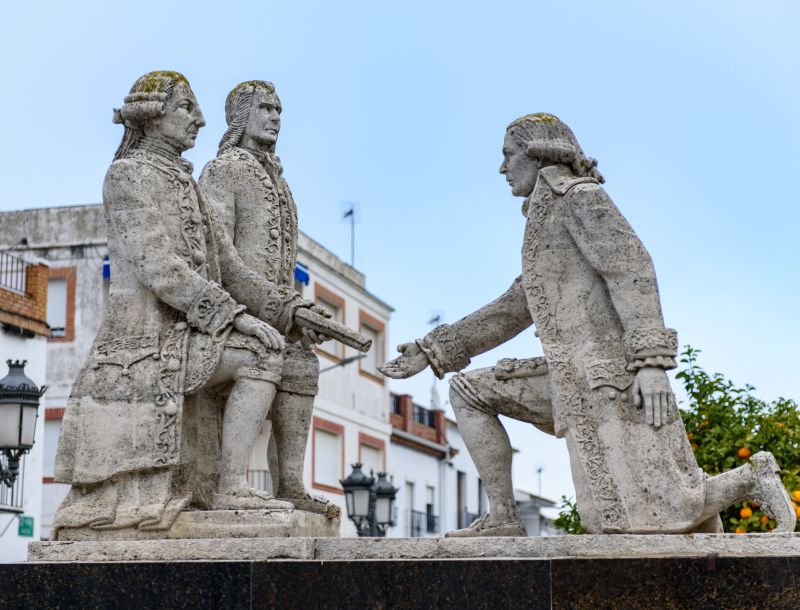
[555,346,800,534]
[678,346,800,533]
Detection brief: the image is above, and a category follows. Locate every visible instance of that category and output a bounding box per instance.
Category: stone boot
[750,451,796,532]
[445,513,527,537]
[282,491,342,519]
[212,487,294,511]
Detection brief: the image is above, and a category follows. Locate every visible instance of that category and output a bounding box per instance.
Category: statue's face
[242,88,282,149]
[146,82,206,152]
[500,131,539,197]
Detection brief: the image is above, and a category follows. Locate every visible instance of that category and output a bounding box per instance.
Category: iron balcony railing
[426,512,439,534]
[0,251,28,296]
[458,509,482,529]
[0,454,24,514]
[408,509,425,537]
[246,469,273,495]
[412,404,436,428]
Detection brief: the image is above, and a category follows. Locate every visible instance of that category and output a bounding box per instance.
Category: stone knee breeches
[449,358,556,436]
[202,331,284,390]
[277,344,319,397]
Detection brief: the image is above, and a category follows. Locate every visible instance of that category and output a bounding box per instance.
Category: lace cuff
[626,355,678,372]
[187,281,244,337]
[624,325,678,360]
[259,285,305,335]
[416,324,471,379]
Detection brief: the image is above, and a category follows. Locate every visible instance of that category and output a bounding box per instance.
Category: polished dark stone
[2,557,798,609]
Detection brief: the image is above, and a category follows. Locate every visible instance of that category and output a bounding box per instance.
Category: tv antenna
[341,201,360,267]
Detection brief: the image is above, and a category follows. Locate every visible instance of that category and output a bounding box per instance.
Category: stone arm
[104,162,242,336]
[205,194,305,336]
[418,277,533,379]
[562,183,677,371]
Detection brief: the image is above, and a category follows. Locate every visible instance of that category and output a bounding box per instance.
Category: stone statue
[50,71,355,539]
[380,113,796,536]
[198,81,332,516]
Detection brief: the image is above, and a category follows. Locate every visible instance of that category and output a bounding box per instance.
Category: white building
[0,251,49,562]
[0,204,392,539]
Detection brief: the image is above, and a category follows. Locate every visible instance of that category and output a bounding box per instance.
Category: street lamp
[340,463,397,537]
[0,360,45,488]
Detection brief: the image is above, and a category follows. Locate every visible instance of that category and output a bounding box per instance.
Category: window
[314,283,346,361]
[47,267,76,341]
[312,416,344,494]
[358,310,385,384]
[358,432,386,475]
[47,279,66,337]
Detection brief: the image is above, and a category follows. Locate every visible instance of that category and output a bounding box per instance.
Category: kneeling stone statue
[381,113,796,536]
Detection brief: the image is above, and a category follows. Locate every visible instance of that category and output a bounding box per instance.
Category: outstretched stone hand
[632,367,676,429]
[234,312,285,351]
[378,342,430,379]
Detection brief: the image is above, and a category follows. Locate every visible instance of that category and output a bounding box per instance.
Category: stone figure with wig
[381,113,796,536]
[199,81,333,516]
[50,71,362,539]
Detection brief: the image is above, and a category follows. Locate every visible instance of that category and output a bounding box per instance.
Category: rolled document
[293,307,373,353]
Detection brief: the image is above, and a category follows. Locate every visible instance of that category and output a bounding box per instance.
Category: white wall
[0,333,47,563]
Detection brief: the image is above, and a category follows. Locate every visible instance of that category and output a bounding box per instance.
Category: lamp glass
[375,495,392,524]
[20,404,37,448]
[344,490,354,517]
[0,402,22,448]
[353,487,371,517]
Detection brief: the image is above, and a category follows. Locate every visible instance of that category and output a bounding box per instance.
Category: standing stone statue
[199,81,332,515]
[380,113,796,536]
[51,71,358,539]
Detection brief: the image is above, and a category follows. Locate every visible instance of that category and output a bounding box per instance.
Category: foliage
[554,495,585,534]
[555,346,800,534]
[678,346,800,533]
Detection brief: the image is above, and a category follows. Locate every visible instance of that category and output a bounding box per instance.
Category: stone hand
[632,367,675,429]
[378,342,430,379]
[233,313,285,351]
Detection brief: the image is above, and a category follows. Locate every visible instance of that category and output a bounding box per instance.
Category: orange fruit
[687,433,694,441]
[792,490,800,502]
[740,507,753,519]
[775,422,785,429]
[737,447,751,459]
[760,515,769,525]
[795,506,800,519]
[735,527,747,534]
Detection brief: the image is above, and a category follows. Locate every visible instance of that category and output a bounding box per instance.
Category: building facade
[0,251,49,562]
[0,204,392,539]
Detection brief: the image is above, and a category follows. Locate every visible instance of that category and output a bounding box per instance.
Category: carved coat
[428,164,706,533]
[199,147,297,288]
[52,148,298,534]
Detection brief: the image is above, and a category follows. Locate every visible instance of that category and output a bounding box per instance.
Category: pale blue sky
[1,1,798,502]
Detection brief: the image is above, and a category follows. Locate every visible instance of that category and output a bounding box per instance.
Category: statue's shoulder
[539,164,599,197]
[103,157,165,198]
[200,149,256,185]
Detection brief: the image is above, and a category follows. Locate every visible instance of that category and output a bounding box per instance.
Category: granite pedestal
[5,534,799,609]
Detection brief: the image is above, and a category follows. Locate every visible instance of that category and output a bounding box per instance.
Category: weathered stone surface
[52,509,339,542]
[28,533,800,562]
[380,113,795,537]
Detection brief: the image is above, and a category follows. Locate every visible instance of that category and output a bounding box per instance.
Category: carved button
[174,322,188,331]
[164,403,178,416]
[606,389,618,400]
[121,368,129,376]
[166,359,181,371]
[192,250,206,265]
[191,212,203,224]
[269,228,280,239]
[620,393,629,403]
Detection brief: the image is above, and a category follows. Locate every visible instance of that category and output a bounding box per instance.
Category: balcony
[0,454,24,514]
[407,509,440,537]
[0,250,28,295]
[246,469,273,495]
[389,393,447,452]
[458,509,482,529]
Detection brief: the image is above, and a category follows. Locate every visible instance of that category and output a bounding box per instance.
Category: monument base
[29,531,800,561]
[52,509,340,543]
[8,535,800,609]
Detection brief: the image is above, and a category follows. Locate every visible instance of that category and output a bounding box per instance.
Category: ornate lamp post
[340,463,397,537]
[0,360,45,487]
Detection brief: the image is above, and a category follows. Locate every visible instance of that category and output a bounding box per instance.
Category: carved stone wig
[507,113,604,183]
[112,71,190,160]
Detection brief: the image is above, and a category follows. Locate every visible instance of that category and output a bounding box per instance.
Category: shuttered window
[47,278,67,337]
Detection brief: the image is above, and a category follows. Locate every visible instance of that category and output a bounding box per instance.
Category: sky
[1,0,799,504]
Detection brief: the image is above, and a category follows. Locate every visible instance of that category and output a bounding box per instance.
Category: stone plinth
[52,509,339,543]
[29,532,800,562]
